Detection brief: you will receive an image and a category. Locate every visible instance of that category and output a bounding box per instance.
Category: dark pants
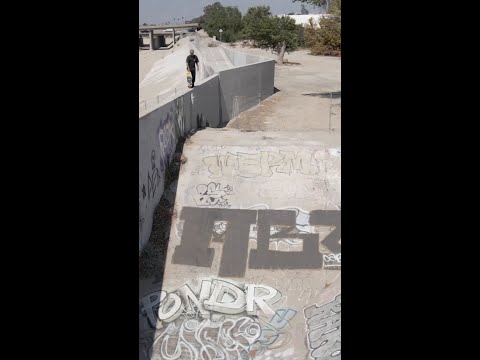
[189,69,196,86]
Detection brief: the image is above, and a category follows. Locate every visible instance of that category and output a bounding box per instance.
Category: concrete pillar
[149,30,154,51]
[173,29,176,45]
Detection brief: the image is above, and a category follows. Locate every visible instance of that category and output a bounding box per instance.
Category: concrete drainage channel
[139,39,341,360]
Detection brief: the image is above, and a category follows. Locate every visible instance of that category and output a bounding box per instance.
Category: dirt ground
[225,44,341,132]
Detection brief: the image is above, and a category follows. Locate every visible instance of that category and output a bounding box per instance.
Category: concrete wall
[139,102,180,252]
[139,75,221,250]
[139,47,275,251]
[190,75,221,128]
[219,60,275,124]
[222,47,268,66]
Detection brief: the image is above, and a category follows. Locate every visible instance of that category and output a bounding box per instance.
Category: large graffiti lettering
[140,279,281,328]
[304,294,341,359]
[139,279,296,360]
[203,149,340,179]
[172,207,341,277]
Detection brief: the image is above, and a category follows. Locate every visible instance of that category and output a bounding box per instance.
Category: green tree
[296,24,306,48]
[294,0,331,13]
[301,4,310,14]
[304,15,340,56]
[242,6,298,64]
[201,2,243,43]
[298,0,340,56]
[191,15,205,29]
[293,0,340,14]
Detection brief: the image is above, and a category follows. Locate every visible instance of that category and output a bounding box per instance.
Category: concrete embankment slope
[139,128,341,360]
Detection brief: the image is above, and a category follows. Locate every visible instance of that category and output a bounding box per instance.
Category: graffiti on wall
[139,109,180,249]
[174,97,185,136]
[203,149,340,179]
[172,207,341,277]
[304,294,341,359]
[147,150,162,201]
[156,111,177,174]
[191,183,234,208]
[139,279,296,359]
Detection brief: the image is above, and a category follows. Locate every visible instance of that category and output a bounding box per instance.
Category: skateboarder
[186,49,199,88]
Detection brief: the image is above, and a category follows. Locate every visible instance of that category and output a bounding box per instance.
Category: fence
[329,92,341,133]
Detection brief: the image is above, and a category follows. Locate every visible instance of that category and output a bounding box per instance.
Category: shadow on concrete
[303,91,341,98]
[139,136,187,287]
[274,87,281,94]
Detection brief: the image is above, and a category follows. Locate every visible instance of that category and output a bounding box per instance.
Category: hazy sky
[139,0,322,24]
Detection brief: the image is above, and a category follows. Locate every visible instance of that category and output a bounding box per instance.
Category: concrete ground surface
[139,36,341,360]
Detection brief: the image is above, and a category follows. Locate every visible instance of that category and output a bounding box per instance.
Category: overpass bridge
[139,23,199,50]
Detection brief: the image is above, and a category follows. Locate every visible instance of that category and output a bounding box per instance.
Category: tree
[201,2,243,42]
[191,14,205,29]
[293,0,331,13]
[297,0,340,56]
[301,4,310,14]
[242,6,298,64]
[296,24,306,48]
[304,15,340,56]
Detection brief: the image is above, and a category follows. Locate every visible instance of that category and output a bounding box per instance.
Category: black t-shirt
[186,55,199,71]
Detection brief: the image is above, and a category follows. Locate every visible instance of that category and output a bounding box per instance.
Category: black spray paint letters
[172,207,341,277]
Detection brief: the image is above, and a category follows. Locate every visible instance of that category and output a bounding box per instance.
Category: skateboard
[187,70,193,87]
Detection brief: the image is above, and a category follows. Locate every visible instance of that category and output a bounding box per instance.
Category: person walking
[186,49,199,88]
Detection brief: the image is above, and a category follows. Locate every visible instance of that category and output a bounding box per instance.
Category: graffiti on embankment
[171,207,341,277]
[304,294,341,359]
[139,278,297,360]
[203,149,340,178]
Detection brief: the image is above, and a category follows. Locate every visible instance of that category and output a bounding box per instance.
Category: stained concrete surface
[139,131,341,360]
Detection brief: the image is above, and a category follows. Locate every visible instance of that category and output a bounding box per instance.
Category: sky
[139,0,322,25]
